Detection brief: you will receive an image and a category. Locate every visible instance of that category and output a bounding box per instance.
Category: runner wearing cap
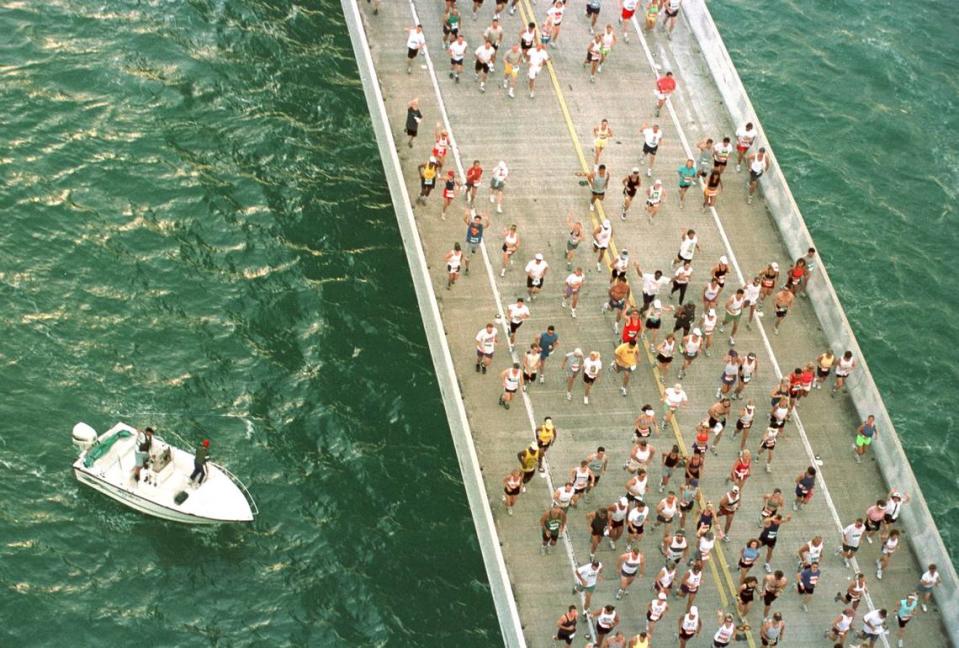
[640,122,664,177]
[676,158,698,208]
[677,605,701,647]
[562,347,585,400]
[610,249,630,283]
[677,328,703,379]
[661,382,688,428]
[524,252,549,300]
[621,168,642,220]
[593,218,613,271]
[644,591,669,637]
[645,179,666,222]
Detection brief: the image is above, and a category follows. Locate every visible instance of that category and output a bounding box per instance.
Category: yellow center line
[515,1,755,642]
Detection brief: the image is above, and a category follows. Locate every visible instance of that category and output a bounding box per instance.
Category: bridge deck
[355,0,948,645]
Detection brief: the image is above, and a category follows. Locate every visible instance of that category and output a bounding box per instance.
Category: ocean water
[710,0,959,557]
[0,1,497,645]
[1,0,955,645]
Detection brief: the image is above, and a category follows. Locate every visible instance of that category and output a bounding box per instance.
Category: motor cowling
[72,422,98,451]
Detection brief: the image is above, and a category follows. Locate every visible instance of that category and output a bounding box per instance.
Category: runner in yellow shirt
[613,340,641,396]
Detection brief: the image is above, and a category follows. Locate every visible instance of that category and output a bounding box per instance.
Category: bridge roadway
[355,0,949,645]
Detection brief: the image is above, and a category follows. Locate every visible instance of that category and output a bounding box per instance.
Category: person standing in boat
[133,427,154,481]
[190,439,210,485]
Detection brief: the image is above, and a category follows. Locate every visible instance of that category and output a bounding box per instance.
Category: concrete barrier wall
[684,2,958,642]
[340,2,526,645]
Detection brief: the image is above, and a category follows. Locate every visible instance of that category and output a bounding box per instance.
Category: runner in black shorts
[553,606,578,645]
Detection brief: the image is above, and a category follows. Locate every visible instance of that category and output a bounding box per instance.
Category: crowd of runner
[383,0,943,646]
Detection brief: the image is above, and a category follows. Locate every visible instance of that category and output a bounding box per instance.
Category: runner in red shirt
[655,71,676,117]
[621,308,643,344]
[465,159,483,205]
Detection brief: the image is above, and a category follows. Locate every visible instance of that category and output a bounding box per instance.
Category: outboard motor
[72,422,98,451]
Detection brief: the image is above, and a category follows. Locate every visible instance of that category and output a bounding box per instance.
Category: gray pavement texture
[356,0,949,646]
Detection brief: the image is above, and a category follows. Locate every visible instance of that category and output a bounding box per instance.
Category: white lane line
[407,0,600,641]
[630,15,890,644]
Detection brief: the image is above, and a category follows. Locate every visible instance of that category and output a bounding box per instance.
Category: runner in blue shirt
[676,158,699,209]
[538,325,560,384]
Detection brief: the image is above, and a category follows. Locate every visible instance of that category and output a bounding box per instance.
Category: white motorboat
[72,422,258,524]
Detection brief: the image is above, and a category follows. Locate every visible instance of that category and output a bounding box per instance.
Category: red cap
[447,170,455,177]
[202,439,210,448]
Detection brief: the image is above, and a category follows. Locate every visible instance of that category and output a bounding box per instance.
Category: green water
[1,0,955,645]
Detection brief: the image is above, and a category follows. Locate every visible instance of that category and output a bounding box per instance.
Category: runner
[572,559,603,613]
[442,6,461,45]
[619,0,639,43]
[696,137,715,174]
[546,0,566,46]
[404,98,422,148]
[795,560,821,611]
[760,613,785,647]
[540,504,567,554]
[917,564,941,612]
[863,498,886,544]
[712,136,733,174]
[483,18,504,64]
[654,71,676,118]
[651,309,674,354]
[676,561,703,612]
[728,447,752,488]
[833,572,868,612]
[501,43,522,98]
[702,169,723,209]
[611,249,631,285]
[553,606,578,645]
[661,0,682,38]
[645,179,666,222]
[676,327,702,379]
[771,286,794,334]
[563,268,585,317]
[717,485,742,538]
[793,465,816,511]
[613,340,641,396]
[506,296,529,345]
[517,442,541,490]
[659,444,681,493]
[734,122,757,171]
[675,228,701,265]
[640,123,664,177]
[448,33,468,83]
[719,288,746,345]
[498,362,523,409]
[713,613,736,648]
[759,513,792,571]
[895,594,919,647]
[835,518,866,568]
[825,608,855,647]
[732,400,756,450]
[500,223,520,277]
[737,575,759,616]
[881,490,910,540]
[626,469,650,507]
[653,563,677,597]
[677,606,701,648]
[582,350,603,405]
[489,159,509,213]
[441,170,461,219]
[661,382,688,428]
[585,0,602,32]
[586,447,609,491]
[571,459,597,506]
[562,347,585,401]
[813,349,834,389]
[626,499,650,550]
[463,160,483,206]
[604,277,631,334]
[585,33,604,83]
[621,309,643,347]
[644,592,669,637]
[831,350,857,396]
[876,528,901,580]
[463,209,487,273]
[553,481,576,510]
[593,119,614,165]
[576,164,611,212]
[784,257,807,293]
[621,168,642,220]
[798,247,817,296]
[861,608,888,648]
[656,496,682,536]
[672,304,696,339]
[595,605,621,647]
[854,414,878,463]
[599,24,617,71]
[747,147,768,203]
[525,252,549,300]
[676,158,698,208]
[796,534,825,571]
[738,539,761,585]
[523,344,542,392]
[761,571,787,617]
[743,276,762,328]
[593,218,613,271]
[587,506,610,560]
[633,261,669,313]
[518,22,536,58]
[565,211,585,270]
[670,261,694,305]
[701,307,719,357]
[538,324,561,381]
[416,157,439,205]
[615,547,646,599]
[642,0,659,31]
[633,405,659,440]
[758,262,780,310]
[502,469,523,515]
[474,322,497,374]
[405,24,426,75]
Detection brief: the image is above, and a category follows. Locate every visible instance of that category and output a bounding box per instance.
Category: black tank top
[760,521,780,541]
[591,513,607,534]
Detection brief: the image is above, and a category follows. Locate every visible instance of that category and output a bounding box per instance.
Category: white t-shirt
[475,328,497,353]
[673,265,693,283]
[508,303,530,324]
[842,523,865,547]
[528,48,549,70]
[547,5,565,23]
[449,40,468,60]
[407,31,426,50]
[744,282,761,303]
[566,273,585,290]
[664,387,687,408]
[623,0,639,11]
[643,128,663,148]
[920,569,941,588]
[584,356,602,378]
[714,142,733,160]
[642,272,669,295]
[492,163,509,182]
[862,610,885,635]
[525,260,549,279]
[475,44,495,64]
[679,235,698,259]
[576,562,602,587]
[736,126,756,148]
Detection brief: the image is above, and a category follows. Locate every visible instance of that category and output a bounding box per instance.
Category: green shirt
[677,165,698,188]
